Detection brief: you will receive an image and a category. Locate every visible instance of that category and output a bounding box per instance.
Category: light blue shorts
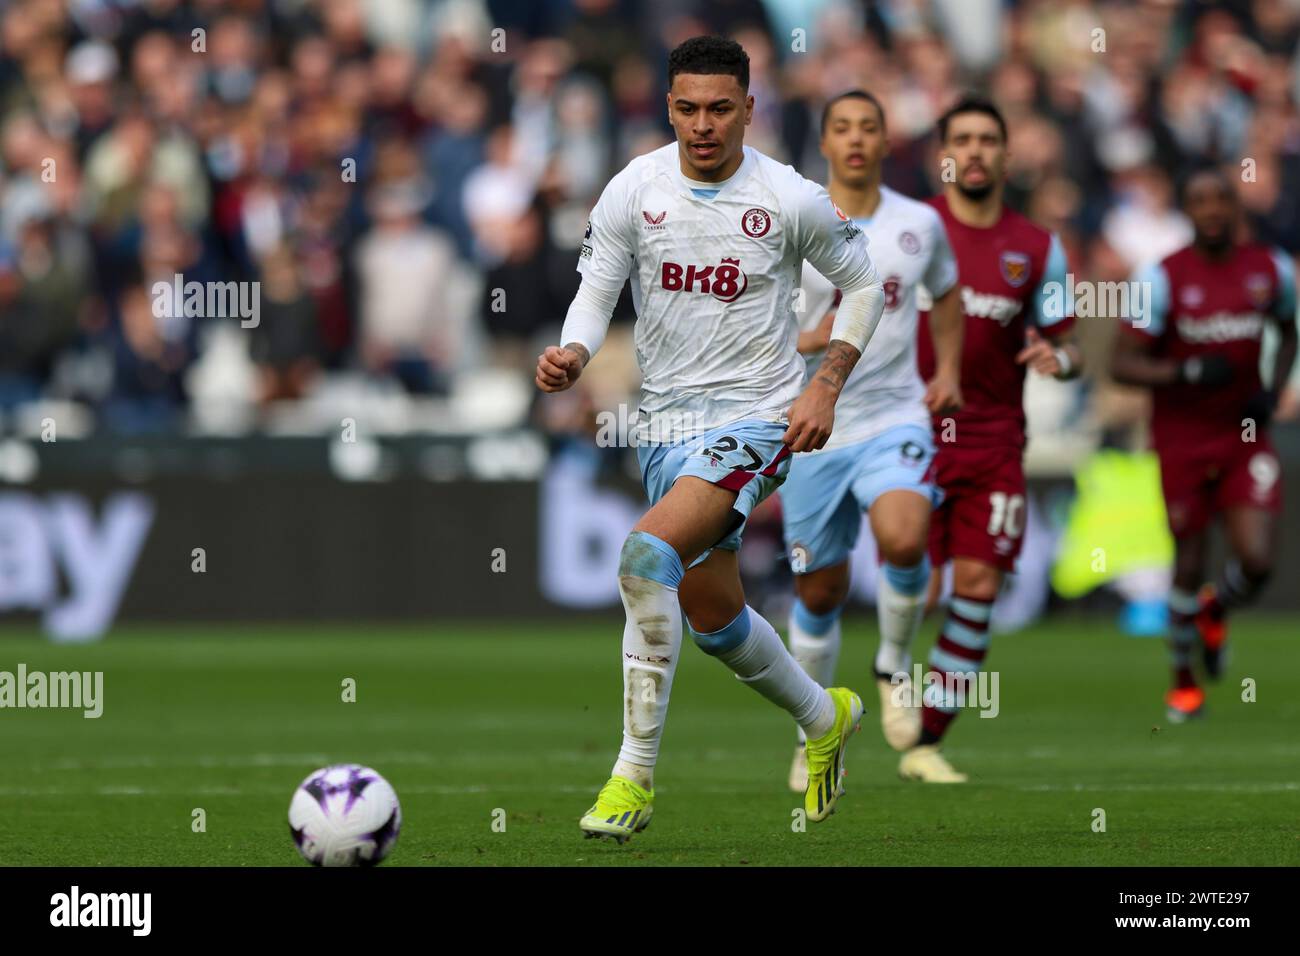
[638,418,791,566]
[780,423,939,574]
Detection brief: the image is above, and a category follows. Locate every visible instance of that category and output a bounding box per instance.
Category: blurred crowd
[1,0,1299,438]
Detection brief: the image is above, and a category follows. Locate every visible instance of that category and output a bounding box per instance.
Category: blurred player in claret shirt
[909,96,1084,782]
[1111,166,1297,724]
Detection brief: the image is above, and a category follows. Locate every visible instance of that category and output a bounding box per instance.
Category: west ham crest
[1000,251,1031,288]
[1245,272,1273,309]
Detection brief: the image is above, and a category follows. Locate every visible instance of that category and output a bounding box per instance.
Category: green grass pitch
[1,615,1297,866]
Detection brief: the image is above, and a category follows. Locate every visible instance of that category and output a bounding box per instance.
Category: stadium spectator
[463,124,536,266]
[354,178,458,394]
[103,283,194,434]
[251,243,321,405]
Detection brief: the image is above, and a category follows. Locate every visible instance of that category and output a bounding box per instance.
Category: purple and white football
[289,764,401,866]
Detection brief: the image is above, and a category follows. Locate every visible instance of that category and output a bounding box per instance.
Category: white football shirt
[798,186,958,451]
[576,143,879,444]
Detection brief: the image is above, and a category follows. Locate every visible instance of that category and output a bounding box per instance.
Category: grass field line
[28,740,1300,772]
[1,781,1297,798]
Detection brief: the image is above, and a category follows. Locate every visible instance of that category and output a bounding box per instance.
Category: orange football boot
[1165,685,1205,724]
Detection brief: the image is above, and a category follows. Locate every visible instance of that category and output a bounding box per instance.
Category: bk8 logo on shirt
[661,258,749,302]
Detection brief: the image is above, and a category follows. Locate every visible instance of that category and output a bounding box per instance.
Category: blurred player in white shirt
[535,38,885,841]
[779,91,965,791]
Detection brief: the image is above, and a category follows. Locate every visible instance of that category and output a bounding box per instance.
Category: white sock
[612,576,683,791]
[875,560,928,677]
[788,599,842,743]
[702,607,835,739]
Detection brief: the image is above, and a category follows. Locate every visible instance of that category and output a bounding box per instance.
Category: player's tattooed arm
[814,339,861,391]
[564,343,590,368]
[535,343,589,393]
[784,339,862,452]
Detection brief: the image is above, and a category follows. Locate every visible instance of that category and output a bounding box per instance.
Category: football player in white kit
[535,38,886,842]
[780,91,965,791]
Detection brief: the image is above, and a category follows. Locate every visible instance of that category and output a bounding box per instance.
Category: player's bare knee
[953,564,999,602]
[875,532,928,569]
[796,584,844,617]
[957,581,999,603]
[682,593,745,635]
[794,569,848,616]
[871,492,931,567]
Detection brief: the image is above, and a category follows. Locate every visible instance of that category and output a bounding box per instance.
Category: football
[288,764,402,867]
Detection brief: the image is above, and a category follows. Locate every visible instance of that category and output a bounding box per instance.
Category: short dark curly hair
[667,36,749,91]
[936,93,1007,144]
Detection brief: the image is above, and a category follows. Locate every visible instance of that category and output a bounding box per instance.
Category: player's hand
[1178,354,1234,388]
[784,379,837,452]
[1014,328,1063,376]
[924,369,963,415]
[535,345,584,392]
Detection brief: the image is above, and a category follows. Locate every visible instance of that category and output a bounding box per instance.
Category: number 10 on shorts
[986,492,1025,538]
